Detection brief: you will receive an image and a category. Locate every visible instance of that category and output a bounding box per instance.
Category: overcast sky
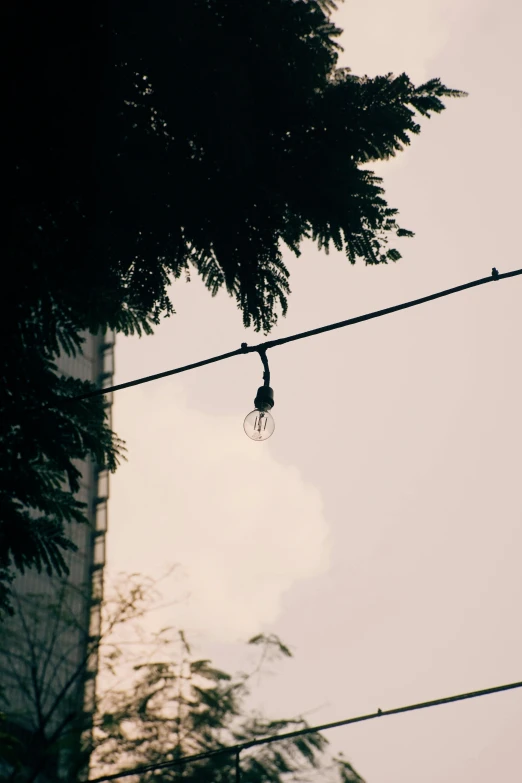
[107,1,522,780]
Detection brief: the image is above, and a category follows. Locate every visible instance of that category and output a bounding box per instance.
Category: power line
[88,678,522,782]
[74,266,522,402]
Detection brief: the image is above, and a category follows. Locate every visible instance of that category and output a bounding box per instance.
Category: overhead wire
[76,268,522,779]
[72,266,522,402]
[88,678,522,782]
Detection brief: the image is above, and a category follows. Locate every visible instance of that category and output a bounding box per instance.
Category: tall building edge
[79,328,116,780]
[0,330,115,782]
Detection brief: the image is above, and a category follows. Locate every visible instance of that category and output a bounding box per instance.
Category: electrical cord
[80,268,522,781]
[71,266,521,402]
[88,678,522,782]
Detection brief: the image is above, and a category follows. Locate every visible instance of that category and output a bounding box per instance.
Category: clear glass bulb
[243,409,275,441]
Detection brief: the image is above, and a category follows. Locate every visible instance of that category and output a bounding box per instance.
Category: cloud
[107,385,330,642]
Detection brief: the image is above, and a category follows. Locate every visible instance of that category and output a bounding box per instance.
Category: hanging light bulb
[243,348,275,441]
[244,384,275,441]
[244,407,275,441]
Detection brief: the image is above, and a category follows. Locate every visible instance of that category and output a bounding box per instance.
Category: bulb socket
[254,385,274,411]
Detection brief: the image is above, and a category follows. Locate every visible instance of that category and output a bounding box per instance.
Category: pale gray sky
[107,1,522,780]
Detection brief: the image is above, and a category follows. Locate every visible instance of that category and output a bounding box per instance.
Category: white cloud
[107,386,330,642]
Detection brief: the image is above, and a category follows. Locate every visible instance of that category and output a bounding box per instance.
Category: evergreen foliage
[1,0,464,615]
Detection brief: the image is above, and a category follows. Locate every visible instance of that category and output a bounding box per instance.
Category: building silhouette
[0,331,115,781]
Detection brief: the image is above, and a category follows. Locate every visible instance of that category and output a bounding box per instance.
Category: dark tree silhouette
[1,0,465,615]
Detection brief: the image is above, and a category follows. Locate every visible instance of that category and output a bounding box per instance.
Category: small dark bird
[492,267,499,279]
